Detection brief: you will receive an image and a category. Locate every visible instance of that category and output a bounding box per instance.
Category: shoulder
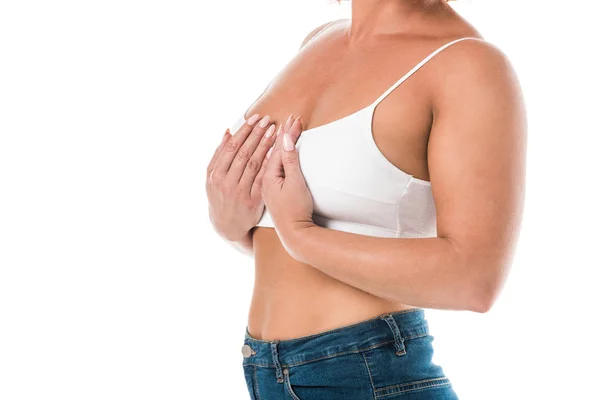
[429,37,523,113]
[442,37,515,80]
[298,19,348,50]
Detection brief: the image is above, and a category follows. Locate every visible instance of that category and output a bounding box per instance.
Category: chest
[244,59,433,185]
[294,109,414,232]
[249,39,433,141]
[229,39,440,237]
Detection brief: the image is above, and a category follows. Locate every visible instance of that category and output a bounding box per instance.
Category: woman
[206,0,526,398]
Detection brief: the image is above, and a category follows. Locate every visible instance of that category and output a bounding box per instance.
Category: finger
[267,122,284,157]
[279,114,303,144]
[260,123,283,184]
[250,156,270,202]
[206,128,230,177]
[238,122,277,195]
[269,117,292,157]
[283,113,294,134]
[211,113,261,179]
[280,118,304,182]
[224,115,273,185]
[266,117,301,180]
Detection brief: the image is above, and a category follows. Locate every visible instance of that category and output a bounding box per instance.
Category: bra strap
[370,37,485,108]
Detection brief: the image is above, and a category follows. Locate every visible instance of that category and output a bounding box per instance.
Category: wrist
[284,221,318,263]
[222,228,251,243]
[210,216,250,243]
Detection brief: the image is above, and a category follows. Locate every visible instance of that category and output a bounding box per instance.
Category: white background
[1,0,599,399]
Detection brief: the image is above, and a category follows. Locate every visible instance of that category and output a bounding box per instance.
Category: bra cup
[234,37,486,237]
[238,110,437,238]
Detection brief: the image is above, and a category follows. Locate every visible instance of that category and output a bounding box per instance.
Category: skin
[206,113,299,252]
[206,114,277,242]
[210,0,527,341]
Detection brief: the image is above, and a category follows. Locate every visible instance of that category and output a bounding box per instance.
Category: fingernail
[286,114,294,126]
[276,124,283,137]
[223,128,230,139]
[258,115,270,128]
[264,124,275,138]
[247,113,260,125]
[283,133,294,151]
[294,116,302,126]
[266,146,273,159]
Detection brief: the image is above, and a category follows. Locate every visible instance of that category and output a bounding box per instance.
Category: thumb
[281,132,301,180]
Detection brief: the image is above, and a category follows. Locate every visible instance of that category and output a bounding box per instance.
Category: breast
[230,111,437,238]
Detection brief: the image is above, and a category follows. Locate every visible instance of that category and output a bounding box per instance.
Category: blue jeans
[241,308,459,399]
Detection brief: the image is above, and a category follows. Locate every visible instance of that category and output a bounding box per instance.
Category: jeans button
[241,344,255,358]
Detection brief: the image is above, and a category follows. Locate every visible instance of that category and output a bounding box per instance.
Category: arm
[222,20,344,256]
[225,228,255,257]
[285,41,527,313]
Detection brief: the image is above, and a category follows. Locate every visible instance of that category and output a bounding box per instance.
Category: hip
[241,308,459,399]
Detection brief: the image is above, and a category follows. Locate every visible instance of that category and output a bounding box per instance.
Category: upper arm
[298,20,343,50]
[428,40,527,301]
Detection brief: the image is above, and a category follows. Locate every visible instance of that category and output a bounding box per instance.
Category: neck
[346,0,451,45]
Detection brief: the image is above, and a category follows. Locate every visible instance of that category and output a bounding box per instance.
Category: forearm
[287,225,490,312]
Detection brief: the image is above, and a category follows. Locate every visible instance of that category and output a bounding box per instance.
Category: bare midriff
[247,227,417,341]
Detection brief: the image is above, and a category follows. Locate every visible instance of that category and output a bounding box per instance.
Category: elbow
[465,263,506,314]
[469,290,496,313]
[446,238,511,314]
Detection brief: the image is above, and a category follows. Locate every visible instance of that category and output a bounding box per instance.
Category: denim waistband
[242,308,429,372]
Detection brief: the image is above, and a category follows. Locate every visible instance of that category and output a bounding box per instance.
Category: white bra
[230,36,484,238]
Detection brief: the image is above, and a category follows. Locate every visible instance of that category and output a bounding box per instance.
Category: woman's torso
[235,17,483,341]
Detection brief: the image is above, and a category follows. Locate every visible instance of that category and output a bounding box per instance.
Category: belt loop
[380,313,406,356]
[270,340,284,383]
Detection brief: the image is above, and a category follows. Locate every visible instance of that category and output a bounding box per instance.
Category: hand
[205,114,277,242]
[260,116,316,250]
